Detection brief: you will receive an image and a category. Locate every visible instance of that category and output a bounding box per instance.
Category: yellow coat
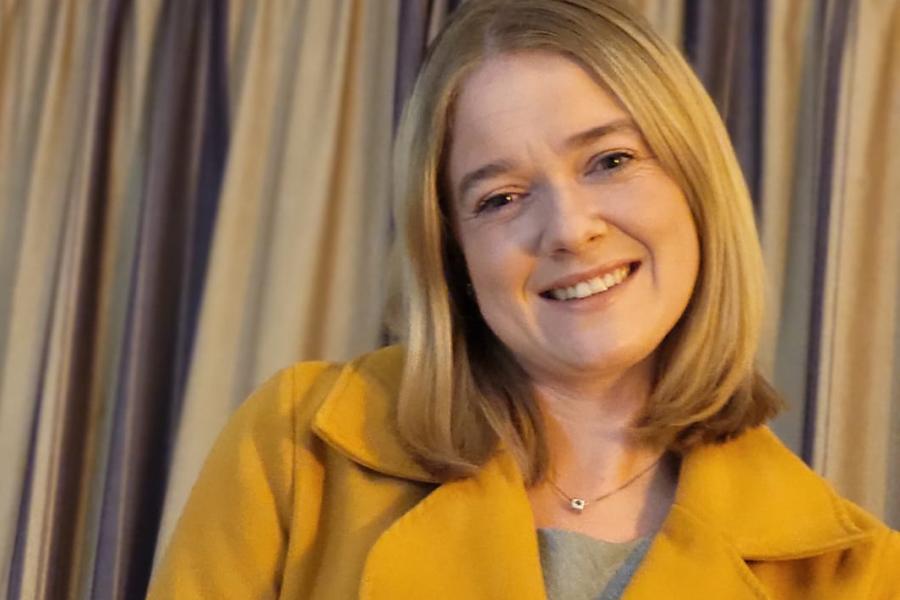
[148,346,900,599]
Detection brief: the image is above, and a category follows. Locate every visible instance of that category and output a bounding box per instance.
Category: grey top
[537,528,652,600]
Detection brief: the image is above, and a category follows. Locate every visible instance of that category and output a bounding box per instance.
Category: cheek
[466,245,516,292]
[667,203,700,268]
[653,204,701,300]
[627,188,698,264]
[460,231,531,308]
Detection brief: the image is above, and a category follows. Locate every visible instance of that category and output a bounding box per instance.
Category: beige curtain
[0,1,109,593]
[154,0,400,565]
[812,0,900,526]
[67,3,168,597]
[756,0,899,526]
[0,0,172,594]
[630,0,684,48]
[759,0,817,455]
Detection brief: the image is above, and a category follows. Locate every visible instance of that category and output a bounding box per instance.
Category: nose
[537,183,608,256]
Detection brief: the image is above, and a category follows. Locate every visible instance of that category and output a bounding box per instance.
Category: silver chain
[547,455,664,513]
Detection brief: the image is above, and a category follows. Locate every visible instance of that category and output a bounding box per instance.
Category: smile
[542,262,639,301]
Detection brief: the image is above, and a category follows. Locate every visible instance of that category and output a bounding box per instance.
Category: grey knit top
[536,528,652,600]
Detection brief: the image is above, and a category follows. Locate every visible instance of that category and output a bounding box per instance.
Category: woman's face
[447,51,700,387]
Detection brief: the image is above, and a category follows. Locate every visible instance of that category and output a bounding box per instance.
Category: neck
[524,357,677,540]
[530,355,663,495]
[540,402,663,497]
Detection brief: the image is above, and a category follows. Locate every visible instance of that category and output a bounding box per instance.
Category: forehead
[448,51,634,175]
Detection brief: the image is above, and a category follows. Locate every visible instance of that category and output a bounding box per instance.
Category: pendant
[570,498,586,512]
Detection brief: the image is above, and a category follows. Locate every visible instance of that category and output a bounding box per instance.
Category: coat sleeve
[147,363,330,599]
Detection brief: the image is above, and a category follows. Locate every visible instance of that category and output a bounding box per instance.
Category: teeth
[547,265,631,301]
[589,278,606,294]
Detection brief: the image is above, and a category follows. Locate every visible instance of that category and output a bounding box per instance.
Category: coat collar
[669,426,867,559]
[311,345,437,483]
[311,346,869,598]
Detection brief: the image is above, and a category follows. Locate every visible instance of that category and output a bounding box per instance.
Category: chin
[550,348,636,374]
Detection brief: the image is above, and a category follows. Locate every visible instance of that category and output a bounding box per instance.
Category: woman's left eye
[587,151,634,175]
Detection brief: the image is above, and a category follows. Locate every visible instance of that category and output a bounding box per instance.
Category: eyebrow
[456,117,639,202]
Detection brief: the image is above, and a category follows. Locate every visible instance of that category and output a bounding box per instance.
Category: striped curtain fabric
[154,0,401,572]
[0,0,896,597]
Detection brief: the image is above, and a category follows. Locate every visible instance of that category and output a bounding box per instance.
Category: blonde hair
[388,0,782,484]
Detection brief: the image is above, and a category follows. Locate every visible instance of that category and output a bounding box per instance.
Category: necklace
[547,455,663,513]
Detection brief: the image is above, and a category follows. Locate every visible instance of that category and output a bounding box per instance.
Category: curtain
[631,0,685,50]
[0,1,897,598]
[153,0,400,573]
[87,1,229,597]
[1,1,116,595]
[757,0,816,450]
[810,0,900,527]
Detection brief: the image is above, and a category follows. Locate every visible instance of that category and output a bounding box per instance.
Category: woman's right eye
[475,192,519,214]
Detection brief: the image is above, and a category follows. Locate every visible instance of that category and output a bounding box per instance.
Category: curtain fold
[66,1,170,597]
[812,0,900,526]
[764,0,833,456]
[87,0,229,597]
[1,0,226,596]
[757,0,815,449]
[153,0,400,567]
[629,0,684,48]
[394,1,433,129]
[0,1,110,594]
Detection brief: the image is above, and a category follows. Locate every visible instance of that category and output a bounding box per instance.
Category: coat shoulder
[839,495,896,535]
[838,499,900,598]
[147,346,409,599]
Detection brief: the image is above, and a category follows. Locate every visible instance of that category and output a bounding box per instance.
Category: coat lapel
[623,427,868,599]
[622,505,771,599]
[358,450,546,599]
[670,426,867,560]
[314,347,545,598]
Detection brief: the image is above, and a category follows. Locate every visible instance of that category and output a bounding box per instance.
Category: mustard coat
[148,346,900,599]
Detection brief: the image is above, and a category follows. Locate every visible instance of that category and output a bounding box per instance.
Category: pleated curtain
[810,0,900,526]
[89,2,230,598]
[154,0,401,569]
[758,0,819,447]
[1,2,123,596]
[0,1,897,598]
[0,0,229,596]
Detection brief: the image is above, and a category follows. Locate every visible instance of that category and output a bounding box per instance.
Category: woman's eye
[475,192,519,214]
[589,151,634,175]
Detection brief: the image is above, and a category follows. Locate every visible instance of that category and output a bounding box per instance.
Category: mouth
[539,261,641,302]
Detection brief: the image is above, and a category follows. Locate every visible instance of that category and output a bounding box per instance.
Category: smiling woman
[147,0,900,598]
[394,0,773,484]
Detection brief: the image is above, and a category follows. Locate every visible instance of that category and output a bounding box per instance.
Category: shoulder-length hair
[387,0,782,484]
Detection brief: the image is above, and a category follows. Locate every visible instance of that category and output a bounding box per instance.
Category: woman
[148,0,899,598]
